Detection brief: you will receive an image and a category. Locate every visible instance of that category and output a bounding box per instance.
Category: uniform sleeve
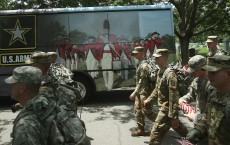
[133,63,149,94]
[168,71,180,119]
[146,87,158,103]
[181,78,197,102]
[12,118,45,145]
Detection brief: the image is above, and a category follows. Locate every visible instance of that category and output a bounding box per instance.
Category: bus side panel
[0,6,175,96]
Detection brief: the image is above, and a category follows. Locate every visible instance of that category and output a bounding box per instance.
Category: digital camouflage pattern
[181,76,211,124]
[193,55,230,145]
[11,96,47,145]
[37,63,89,145]
[146,67,188,145]
[133,59,157,127]
[5,66,42,84]
[195,89,230,145]
[5,66,44,145]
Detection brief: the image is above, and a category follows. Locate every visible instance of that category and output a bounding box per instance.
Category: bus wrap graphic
[0,52,32,66]
[0,15,36,50]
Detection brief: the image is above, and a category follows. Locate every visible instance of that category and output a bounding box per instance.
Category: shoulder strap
[162,67,174,81]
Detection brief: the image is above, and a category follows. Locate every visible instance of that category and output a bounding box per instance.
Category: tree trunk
[179,38,190,65]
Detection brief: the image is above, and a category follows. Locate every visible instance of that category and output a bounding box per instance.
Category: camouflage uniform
[131,46,157,136]
[181,77,210,123]
[4,66,46,145]
[11,96,48,145]
[24,52,90,145]
[206,36,228,60]
[133,60,156,127]
[188,55,230,145]
[147,67,188,145]
[181,55,210,124]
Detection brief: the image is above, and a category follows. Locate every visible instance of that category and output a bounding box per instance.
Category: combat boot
[131,125,145,136]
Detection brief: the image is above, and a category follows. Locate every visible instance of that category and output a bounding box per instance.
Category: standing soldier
[144,49,188,145]
[129,46,157,137]
[206,36,219,58]
[187,55,230,145]
[206,35,228,59]
[96,19,120,90]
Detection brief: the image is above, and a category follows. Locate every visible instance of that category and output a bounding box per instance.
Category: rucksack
[26,95,88,145]
[36,63,89,145]
[163,61,193,96]
[145,57,158,89]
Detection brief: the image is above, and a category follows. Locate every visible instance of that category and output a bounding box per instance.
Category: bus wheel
[75,77,92,104]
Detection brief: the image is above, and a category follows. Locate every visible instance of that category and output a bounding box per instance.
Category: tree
[169,0,229,64]
[0,0,12,10]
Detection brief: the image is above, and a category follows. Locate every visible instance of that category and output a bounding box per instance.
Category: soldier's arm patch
[168,71,178,90]
[140,63,149,78]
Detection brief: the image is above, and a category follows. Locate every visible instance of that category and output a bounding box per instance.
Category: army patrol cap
[152,48,168,57]
[187,55,206,73]
[132,46,144,54]
[5,66,42,84]
[206,36,217,43]
[202,55,230,72]
[25,51,57,64]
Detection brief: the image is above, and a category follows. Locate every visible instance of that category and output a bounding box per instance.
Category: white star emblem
[4,19,31,46]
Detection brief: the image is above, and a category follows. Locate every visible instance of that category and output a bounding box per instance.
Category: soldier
[5,66,46,145]
[206,35,228,58]
[11,51,59,113]
[179,55,210,123]
[25,52,90,144]
[143,49,188,145]
[178,55,210,145]
[187,55,230,145]
[129,46,157,137]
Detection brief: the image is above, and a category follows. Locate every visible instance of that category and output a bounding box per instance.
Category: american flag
[170,135,194,145]
[178,103,196,114]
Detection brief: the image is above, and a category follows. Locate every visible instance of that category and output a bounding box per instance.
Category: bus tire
[74,76,92,104]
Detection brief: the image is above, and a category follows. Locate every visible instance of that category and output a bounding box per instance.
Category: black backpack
[164,61,193,96]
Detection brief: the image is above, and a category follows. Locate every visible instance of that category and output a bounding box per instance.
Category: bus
[0,5,175,102]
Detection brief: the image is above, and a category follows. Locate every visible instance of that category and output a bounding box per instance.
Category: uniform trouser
[149,110,188,145]
[134,94,157,127]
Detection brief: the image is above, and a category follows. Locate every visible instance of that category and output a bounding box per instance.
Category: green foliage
[162,34,175,52]
[0,0,12,10]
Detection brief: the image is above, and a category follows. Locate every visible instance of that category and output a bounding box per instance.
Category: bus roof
[0,5,172,15]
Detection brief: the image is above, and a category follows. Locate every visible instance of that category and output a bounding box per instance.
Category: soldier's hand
[186,128,202,144]
[178,98,187,105]
[129,93,135,101]
[143,100,150,108]
[171,118,179,128]
[184,110,196,122]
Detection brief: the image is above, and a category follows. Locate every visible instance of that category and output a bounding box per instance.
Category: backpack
[27,95,88,145]
[145,57,158,89]
[163,61,193,96]
[34,63,89,145]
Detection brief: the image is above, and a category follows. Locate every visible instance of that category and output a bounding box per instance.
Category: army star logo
[4,19,31,46]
